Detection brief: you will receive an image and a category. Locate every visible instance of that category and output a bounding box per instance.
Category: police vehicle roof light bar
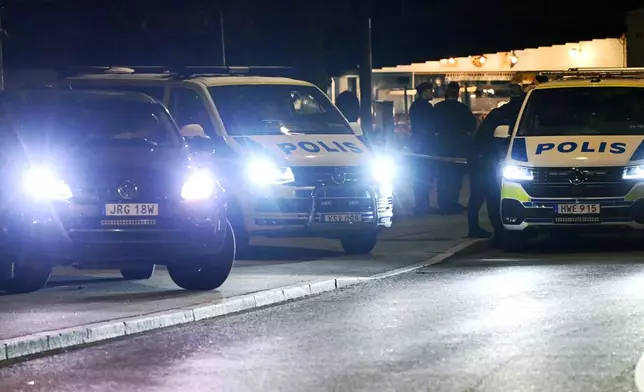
[540,67,644,81]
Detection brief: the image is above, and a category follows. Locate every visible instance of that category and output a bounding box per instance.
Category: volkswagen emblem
[568,169,586,186]
[117,181,138,200]
[331,168,347,184]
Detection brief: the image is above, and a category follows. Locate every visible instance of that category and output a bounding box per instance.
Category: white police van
[495,68,644,251]
[65,66,394,254]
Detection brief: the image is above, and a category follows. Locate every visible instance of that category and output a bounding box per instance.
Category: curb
[0,238,489,363]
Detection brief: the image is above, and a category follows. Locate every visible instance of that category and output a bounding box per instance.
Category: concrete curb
[0,238,489,363]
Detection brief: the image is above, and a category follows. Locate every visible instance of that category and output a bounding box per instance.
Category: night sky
[2,0,641,84]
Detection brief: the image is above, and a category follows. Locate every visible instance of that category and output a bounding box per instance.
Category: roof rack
[60,65,295,79]
[539,67,644,81]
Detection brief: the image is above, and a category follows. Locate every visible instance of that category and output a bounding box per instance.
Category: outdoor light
[502,164,533,181]
[247,158,295,185]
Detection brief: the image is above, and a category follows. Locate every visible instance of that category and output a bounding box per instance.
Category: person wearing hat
[467,83,526,244]
[433,81,477,214]
[409,81,437,215]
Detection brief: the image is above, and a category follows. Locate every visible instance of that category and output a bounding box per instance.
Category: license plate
[323,214,362,223]
[105,203,159,216]
[555,204,600,214]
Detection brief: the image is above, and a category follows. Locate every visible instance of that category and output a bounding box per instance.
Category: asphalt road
[5,235,644,392]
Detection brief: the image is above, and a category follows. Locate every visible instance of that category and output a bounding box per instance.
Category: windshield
[0,91,181,147]
[208,84,352,136]
[517,87,644,136]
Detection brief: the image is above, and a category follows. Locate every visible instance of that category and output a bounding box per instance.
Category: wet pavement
[2,235,644,391]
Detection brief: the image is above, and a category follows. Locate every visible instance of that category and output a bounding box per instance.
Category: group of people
[409,81,528,247]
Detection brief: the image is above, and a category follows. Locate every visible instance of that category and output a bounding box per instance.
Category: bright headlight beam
[623,165,644,180]
[502,164,533,181]
[22,166,73,200]
[181,171,215,200]
[247,159,294,185]
[372,157,395,184]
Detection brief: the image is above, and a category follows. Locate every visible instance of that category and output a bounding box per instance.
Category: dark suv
[0,90,235,293]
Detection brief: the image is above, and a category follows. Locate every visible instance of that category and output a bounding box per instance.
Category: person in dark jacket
[335,90,360,122]
[467,83,526,242]
[409,82,436,215]
[433,82,477,214]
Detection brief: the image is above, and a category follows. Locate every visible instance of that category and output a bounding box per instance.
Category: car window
[0,91,181,148]
[208,84,352,136]
[517,87,644,136]
[71,85,165,102]
[168,88,214,135]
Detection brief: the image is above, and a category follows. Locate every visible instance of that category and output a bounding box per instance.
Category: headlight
[22,166,73,200]
[623,165,644,180]
[247,159,294,185]
[372,157,395,184]
[181,170,215,200]
[502,164,533,181]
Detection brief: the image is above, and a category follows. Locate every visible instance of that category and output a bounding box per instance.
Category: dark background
[2,0,642,87]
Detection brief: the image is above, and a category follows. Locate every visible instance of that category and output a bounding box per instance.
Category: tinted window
[0,91,181,147]
[73,85,165,102]
[517,87,644,136]
[208,85,351,136]
[168,88,214,135]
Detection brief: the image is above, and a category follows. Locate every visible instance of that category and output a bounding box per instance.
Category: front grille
[290,166,366,186]
[315,198,373,213]
[69,168,180,203]
[554,216,601,224]
[525,167,633,198]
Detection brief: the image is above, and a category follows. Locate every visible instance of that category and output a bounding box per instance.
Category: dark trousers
[437,162,465,212]
[413,159,434,214]
[467,160,503,234]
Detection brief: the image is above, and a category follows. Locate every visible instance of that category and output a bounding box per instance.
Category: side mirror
[180,124,214,153]
[180,124,207,138]
[349,122,363,136]
[493,125,511,139]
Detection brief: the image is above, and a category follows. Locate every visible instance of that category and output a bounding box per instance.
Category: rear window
[517,87,644,136]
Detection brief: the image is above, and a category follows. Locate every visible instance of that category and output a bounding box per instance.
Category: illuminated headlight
[502,164,533,181]
[623,165,644,180]
[181,171,215,200]
[247,159,294,185]
[372,157,395,184]
[22,166,73,200]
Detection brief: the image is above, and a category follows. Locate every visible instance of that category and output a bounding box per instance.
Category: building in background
[627,8,644,67]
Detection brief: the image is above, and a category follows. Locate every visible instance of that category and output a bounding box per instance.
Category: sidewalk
[0,212,487,362]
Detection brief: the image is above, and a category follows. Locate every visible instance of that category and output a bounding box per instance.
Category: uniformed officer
[467,83,526,243]
[434,81,477,214]
[409,82,436,215]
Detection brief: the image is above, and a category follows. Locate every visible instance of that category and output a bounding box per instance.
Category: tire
[168,219,236,291]
[1,261,52,294]
[120,265,155,280]
[340,232,379,255]
[503,231,527,253]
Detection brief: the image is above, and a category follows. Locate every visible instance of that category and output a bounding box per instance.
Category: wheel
[168,219,236,291]
[1,260,52,294]
[503,231,527,253]
[340,232,379,255]
[120,265,155,280]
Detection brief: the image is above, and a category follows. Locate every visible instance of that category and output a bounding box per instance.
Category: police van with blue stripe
[65,66,394,254]
[495,68,644,251]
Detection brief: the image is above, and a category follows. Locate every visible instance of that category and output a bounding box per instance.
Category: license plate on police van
[555,204,600,214]
[324,214,362,223]
[105,203,159,216]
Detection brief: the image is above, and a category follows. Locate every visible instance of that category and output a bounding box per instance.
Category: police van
[495,68,644,251]
[65,66,394,254]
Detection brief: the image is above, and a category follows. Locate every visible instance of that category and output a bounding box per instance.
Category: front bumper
[501,180,644,231]
[0,198,227,263]
[240,183,394,237]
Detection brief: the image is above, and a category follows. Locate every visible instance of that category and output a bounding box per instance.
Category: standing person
[409,82,436,215]
[467,83,526,243]
[433,81,477,214]
[335,90,360,123]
